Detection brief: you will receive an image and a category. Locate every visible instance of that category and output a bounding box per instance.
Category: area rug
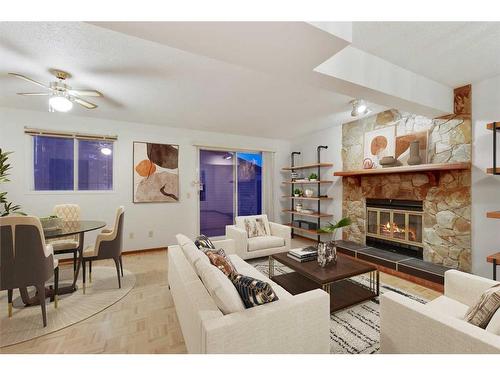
[0,266,136,348]
[248,258,427,354]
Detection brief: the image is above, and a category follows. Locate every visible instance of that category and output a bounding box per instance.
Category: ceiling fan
[8,69,103,112]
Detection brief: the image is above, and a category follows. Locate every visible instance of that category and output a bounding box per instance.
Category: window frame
[27,134,117,194]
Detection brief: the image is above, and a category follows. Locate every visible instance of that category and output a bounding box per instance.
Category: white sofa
[225,214,291,260]
[380,270,500,353]
[168,235,330,354]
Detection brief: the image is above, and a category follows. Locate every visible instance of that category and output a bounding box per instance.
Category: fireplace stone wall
[341,110,472,272]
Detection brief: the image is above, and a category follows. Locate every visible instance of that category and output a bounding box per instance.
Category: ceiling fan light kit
[49,94,73,113]
[9,69,102,113]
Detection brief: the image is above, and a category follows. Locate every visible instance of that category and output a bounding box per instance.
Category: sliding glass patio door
[199,149,262,237]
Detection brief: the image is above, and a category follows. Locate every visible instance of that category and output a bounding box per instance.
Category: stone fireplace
[341,109,472,272]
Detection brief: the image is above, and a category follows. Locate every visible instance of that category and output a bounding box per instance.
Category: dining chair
[81,206,124,294]
[0,216,59,327]
[48,204,81,273]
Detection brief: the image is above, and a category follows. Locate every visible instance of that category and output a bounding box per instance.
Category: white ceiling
[0,22,380,140]
[352,22,500,87]
[4,22,494,140]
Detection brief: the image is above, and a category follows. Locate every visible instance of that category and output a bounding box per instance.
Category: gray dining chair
[81,206,124,293]
[0,216,59,327]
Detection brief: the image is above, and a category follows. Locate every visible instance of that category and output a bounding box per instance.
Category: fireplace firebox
[366,198,423,259]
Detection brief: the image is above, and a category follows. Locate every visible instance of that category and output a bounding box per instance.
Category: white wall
[472,75,500,278]
[0,107,290,251]
[288,123,343,239]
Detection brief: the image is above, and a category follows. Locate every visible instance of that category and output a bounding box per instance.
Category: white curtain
[262,151,276,221]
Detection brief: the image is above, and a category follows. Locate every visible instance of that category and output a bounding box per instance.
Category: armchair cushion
[248,236,285,252]
[235,215,271,235]
[487,309,500,335]
[425,295,469,319]
[465,284,500,329]
[243,217,268,238]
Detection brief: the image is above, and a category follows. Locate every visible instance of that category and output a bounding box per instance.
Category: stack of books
[287,246,318,263]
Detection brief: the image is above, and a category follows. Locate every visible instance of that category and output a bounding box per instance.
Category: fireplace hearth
[366,198,423,259]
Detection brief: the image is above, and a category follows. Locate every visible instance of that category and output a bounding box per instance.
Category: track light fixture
[350,99,369,117]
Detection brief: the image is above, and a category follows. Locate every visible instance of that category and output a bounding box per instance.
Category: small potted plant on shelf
[317,217,352,267]
[293,188,302,197]
[308,173,318,181]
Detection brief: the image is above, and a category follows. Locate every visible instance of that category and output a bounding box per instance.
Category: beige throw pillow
[244,217,268,238]
[465,284,500,329]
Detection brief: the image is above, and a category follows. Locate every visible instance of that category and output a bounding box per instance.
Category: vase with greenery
[308,173,318,181]
[0,149,25,216]
[317,217,352,267]
[293,188,302,197]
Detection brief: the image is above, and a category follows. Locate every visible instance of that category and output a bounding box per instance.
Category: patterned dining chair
[48,204,81,272]
[81,206,124,294]
[0,216,59,327]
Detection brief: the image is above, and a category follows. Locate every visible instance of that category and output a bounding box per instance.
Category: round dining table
[19,220,106,306]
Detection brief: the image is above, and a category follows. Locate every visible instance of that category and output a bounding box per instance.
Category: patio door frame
[195,146,262,239]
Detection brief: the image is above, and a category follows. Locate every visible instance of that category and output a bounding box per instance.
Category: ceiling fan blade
[68,89,103,97]
[8,73,48,88]
[17,92,50,96]
[73,96,98,109]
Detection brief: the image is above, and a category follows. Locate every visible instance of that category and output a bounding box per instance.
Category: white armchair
[225,214,291,260]
[380,270,500,353]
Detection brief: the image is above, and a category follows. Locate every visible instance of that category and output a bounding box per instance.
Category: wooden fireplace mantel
[333,162,471,185]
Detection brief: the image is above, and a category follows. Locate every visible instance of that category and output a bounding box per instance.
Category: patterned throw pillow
[465,284,500,328]
[228,273,279,308]
[205,250,237,276]
[244,218,268,238]
[194,234,216,249]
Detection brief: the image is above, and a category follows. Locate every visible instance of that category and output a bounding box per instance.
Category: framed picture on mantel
[363,126,396,168]
[133,141,179,203]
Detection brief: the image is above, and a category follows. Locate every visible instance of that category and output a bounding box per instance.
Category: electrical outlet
[148,230,154,238]
[129,232,134,239]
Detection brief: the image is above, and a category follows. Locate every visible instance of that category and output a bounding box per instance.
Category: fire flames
[380,221,417,242]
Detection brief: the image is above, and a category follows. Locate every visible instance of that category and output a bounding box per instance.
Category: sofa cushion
[486,308,500,335]
[228,273,279,308]
[235,215,271,236]
[465,284,500,328]
[205,250,237,276]
[247,235,285,252]
[194,234,216,250]
[176,234,210,269]
[176,233,193,247]
[194,260,245,315]
[229,255,292,300]
[425,295,469,319]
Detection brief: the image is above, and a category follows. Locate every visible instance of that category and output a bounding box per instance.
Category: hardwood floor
[0,240,441,354]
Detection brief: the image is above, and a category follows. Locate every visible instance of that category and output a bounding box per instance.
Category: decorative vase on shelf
[407,140,422,165]
[317,241,336,267]
[304,188,314,198]
[295,203,303,212]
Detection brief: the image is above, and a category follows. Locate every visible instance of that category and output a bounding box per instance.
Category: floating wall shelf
[281,163,333,171]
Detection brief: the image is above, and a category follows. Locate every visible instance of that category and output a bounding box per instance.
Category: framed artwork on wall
[133,141,179,203]
[395,131,428,165]
[363,126,396,168]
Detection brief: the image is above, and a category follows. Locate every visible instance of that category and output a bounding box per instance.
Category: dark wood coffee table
[269,252,379,312]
